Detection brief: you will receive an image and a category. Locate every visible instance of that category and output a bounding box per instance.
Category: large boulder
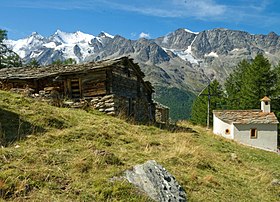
[124,160,187,202]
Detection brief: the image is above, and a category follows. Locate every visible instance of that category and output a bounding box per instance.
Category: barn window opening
[70,79,81,99]
[250,128,257,139]
[225,129,230,134]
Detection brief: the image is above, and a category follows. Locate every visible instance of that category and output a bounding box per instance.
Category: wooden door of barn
[67,79,82,99]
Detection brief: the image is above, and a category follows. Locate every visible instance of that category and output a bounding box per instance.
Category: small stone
[271,179,280,186]
[63,101,74,105]
[105,99,114,103]
[230,153,237,160]
[104,102,114,107]
[105,107,114,112]
[100,95,114,101]
[91,98,99,103]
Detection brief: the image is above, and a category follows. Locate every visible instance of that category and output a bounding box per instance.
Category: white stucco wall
[213,115,234,139]
[233,123,278,152]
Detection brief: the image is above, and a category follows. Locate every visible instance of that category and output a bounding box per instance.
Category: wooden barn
[0,57,156,123]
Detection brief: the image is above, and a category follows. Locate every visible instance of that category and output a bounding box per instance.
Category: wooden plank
[83,89,106,96]
[79,78,82,98]
[83,83,106,90]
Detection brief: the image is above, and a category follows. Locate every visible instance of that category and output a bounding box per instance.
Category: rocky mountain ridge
[5,28,280,93]
[4,28,280,119]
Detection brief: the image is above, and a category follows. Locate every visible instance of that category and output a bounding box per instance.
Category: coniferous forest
[191,54,280,132]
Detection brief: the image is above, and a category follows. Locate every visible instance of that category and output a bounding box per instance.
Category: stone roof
[0,56,145,80]
[213,110,279,124]
[261,96,271,102]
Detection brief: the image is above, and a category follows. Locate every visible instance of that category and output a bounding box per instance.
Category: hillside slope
[0,90,279,201]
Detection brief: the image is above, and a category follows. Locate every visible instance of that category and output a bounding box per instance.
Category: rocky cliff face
[4,28,280,119]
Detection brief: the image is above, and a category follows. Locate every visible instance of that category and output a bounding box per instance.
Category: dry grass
[0,90,279,201]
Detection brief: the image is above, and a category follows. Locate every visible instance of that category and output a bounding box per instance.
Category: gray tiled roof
[213,110,279,124]
[0,57,145,80]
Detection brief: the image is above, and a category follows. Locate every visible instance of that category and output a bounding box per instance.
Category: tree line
[191,54,280,127]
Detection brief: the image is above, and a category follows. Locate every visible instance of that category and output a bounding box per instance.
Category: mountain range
[4,28,280,119]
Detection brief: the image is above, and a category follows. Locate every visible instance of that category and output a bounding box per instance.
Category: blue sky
[1,0,280,40]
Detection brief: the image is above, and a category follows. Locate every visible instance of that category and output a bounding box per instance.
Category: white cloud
[139,32,150,39]
[4,0,280,28]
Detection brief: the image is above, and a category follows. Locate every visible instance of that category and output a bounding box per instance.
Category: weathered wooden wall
[0,58,156,123]
[110,65,155,122]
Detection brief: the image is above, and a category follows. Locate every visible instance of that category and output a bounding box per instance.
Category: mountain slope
[5,28,280,90]
[0,90,279,201]
[4,28,280,120]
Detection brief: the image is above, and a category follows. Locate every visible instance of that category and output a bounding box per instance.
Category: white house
[213,96,279,152]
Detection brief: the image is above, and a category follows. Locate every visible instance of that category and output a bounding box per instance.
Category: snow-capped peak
[4,31,46,58]
[184,28,199,35]
[98,31,114,39]
[52,30,95,44]
[29,32,44,40]
[31,31,39,36]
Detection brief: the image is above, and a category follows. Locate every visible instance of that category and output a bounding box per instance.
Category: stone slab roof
[0,56,145,80]
[213,110,279,124]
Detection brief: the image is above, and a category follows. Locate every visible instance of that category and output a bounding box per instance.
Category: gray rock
[124,160,187,202]
[105,107,114,112]
[100,95,114,101]
[271,179,280,186]
[90,98,99,103]
[104,102,114,107]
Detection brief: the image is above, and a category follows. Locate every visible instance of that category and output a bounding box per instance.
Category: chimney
[261,96,271,113]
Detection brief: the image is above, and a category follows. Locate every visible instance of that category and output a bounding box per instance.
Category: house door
[70,79,81,99]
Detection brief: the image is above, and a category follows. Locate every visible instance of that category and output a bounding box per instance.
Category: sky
[1,0,280,40]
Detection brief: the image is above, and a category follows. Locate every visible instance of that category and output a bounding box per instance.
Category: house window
[225,129,230,135]
[250,128,257,139]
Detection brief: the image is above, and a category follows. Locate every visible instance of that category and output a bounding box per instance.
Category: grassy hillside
[0,90,279,201]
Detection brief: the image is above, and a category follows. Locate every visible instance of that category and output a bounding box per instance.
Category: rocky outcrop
[124,160,187,202]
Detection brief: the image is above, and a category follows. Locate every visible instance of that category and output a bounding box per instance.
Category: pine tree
[225,54,275,110]
[271,62,280,118]
[1,54,22,67]
[52,58,76,65]
[191,80,224,126]
[0,29,7,43]
[224,59,250,109]
[0,29,22,68]
[28,58,40,68]
[64,58,76,65]
[52,59,63,65]
[240,54,274,109]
